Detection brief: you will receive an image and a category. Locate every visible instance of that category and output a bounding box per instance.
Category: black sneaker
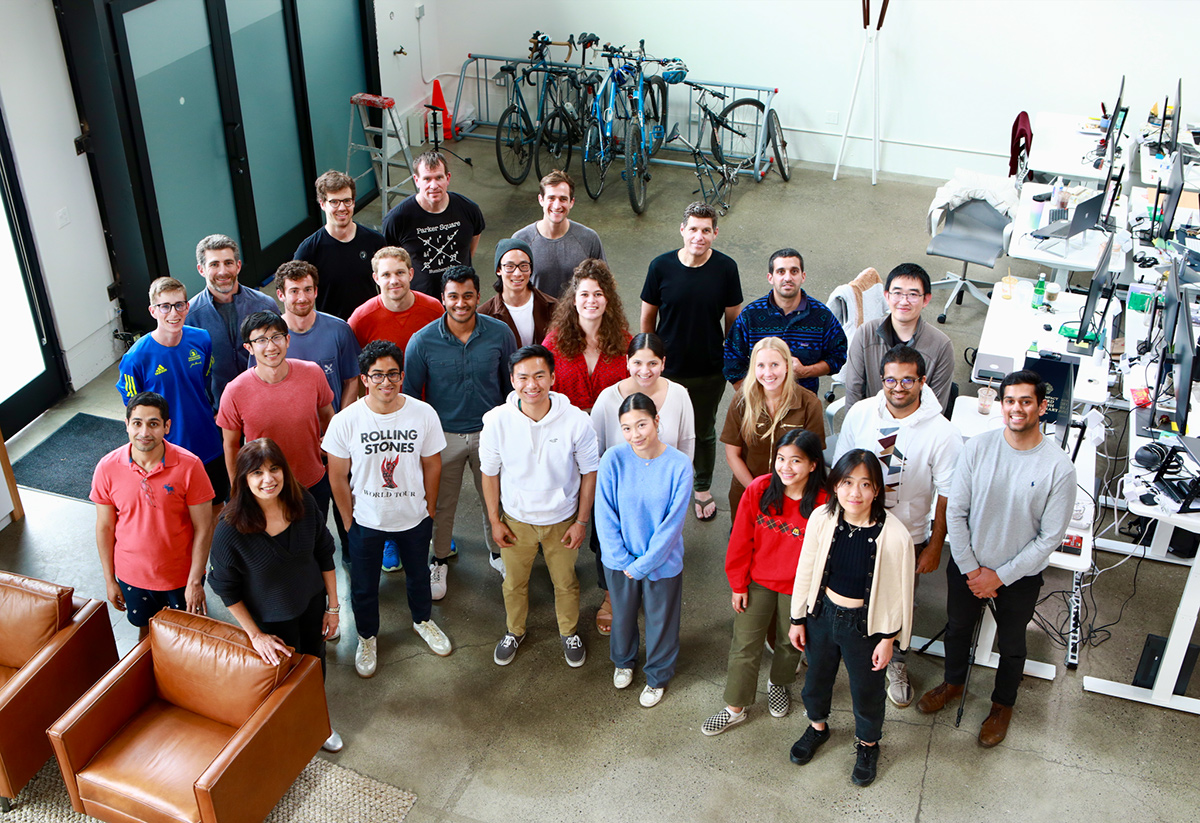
[789,725,830,765]
[493,632,524,666]
[561,633,586,667]
[851,741,880,786]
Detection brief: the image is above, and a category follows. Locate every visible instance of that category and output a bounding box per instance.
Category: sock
[491,552,502,560]
[431,557,448,566]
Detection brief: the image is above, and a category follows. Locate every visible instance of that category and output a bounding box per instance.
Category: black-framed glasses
[249,333,287,347]
[366,371,403,384]
[500,262,531,273]
[882,376,918,389]
[153,301,188,314]
[324,197,354,208]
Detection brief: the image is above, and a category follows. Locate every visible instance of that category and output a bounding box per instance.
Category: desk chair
[823,268,887,445]
[927,198,1011,324]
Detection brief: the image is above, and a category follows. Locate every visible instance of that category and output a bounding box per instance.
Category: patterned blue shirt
[722,290,847,393]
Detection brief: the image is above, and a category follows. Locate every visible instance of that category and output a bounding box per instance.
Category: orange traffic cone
[431,79,452,140]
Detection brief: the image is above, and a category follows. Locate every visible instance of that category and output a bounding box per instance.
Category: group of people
[90,151,1077,785]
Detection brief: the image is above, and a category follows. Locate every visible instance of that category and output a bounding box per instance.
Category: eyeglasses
[882,376,918,389]
[366,371,403,384]
[249,333,287,347]
[887,290,925,303]
[324,197,354,208]
[500,262,531,273]
[153,301,188,314]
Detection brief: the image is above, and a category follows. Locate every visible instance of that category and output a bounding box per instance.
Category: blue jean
[604,568,682,688]
[349,517,433,638]
[801,595,887,743]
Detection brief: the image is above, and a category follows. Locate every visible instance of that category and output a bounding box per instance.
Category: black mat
[13,413,126,502]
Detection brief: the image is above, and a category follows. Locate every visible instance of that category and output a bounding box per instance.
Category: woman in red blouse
[542,258,631,412]
[702,428,828,736]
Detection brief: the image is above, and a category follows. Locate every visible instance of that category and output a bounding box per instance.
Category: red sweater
[543,330,631,412]
[726,474,828,595]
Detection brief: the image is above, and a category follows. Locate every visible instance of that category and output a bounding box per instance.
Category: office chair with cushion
[927,198,1012,324]
[823,267,887,443]
[0,572,118,813]
[48,609,328,823]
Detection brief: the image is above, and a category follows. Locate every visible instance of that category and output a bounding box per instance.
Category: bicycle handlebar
[683,80,727,101]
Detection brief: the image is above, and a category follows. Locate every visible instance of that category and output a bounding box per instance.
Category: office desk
[1009,183,1128,288]
[1028,112,1122,184]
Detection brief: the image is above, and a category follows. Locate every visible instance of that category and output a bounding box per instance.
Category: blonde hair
[739,337,805,443]
[371,246,412,273]
[148,276,187,303]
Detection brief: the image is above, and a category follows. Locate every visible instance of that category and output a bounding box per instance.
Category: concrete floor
[3,148,1199,822]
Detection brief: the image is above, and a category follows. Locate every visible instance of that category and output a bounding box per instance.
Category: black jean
[259,590,327,679]
[943,557,1043,707]
[348,517,434,638]
[801,595,887,743]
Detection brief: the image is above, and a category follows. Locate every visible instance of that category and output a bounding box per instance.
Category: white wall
[377,0,1200,180]
[0,0,122,391]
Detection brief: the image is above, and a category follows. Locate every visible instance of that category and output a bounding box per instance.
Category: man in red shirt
[91,391,215,638]
[348,247,444,352]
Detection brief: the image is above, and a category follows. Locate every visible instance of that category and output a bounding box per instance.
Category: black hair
[759,429,827,519]
[509,344,555,375]
[627,332,666,359]
[441,265,480,294]
[618,391,658,419]
[240,310,287,344]
[884,263,931,294]
[358,339,404,375]
[879,345,927,379]
[126,391,169,421]
[768,247,805,273]
[1000,368,1047,403]
[824,449,887,525]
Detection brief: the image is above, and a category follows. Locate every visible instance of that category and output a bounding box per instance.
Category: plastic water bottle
[1032,274,1046,309]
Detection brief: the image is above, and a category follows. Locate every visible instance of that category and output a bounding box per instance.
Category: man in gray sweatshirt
[916,369,1075,747]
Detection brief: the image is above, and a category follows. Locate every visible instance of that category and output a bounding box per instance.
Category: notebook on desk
[1032,191,1105,240]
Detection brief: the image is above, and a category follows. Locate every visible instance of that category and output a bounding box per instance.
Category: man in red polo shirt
[91,391,215,638]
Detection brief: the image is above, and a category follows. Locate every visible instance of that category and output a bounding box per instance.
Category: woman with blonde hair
[542,258,631,413]
[721,336,825,517]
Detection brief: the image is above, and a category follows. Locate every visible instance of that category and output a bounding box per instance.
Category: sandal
[693,493,718,522]
[596,592,613,635]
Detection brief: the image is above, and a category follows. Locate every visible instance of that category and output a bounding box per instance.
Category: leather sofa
[0,571,118,812]
[48,609,329,823]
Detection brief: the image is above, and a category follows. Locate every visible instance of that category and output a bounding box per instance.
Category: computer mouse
[1043,324,1052,331]
[1141,492,1158,506]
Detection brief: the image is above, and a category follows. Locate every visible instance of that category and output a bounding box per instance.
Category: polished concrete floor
[3,149,1199,822]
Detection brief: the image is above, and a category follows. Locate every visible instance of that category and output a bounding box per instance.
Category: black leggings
[258,591,327,679]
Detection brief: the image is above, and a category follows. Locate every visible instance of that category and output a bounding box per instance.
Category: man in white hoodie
[480,344,600,668]
[833,345,961,708]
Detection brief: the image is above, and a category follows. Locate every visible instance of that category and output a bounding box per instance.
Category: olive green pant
[723,581,801,707]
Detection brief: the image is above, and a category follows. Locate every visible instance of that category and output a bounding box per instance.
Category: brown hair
[682,200,718,229]
[546,259,629,359]
[273,260,319,294]
[538,169,575,198]
[372,246,412,273]
[222,438,306,534]
[315,170,355,202]
[413,150,448,176]
[148,276,187,303]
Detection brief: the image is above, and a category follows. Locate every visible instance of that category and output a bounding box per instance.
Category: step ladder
[347,93,415,215]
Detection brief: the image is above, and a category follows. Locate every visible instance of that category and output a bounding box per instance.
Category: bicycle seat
[579,33,600,49]
[584,71,602,87]
[499,65,517,74]
[666,123,681,143]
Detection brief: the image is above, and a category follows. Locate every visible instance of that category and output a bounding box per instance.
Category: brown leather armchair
[0,571,117,812]
[48,609,329,823]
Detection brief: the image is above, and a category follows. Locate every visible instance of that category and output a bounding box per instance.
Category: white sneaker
[429,561,448,600]
[325,625,340,642]
[355,635,377,678]
[489,553,507,579]
[413,620,452,656]
[886,660,913,708]
[613,667,633,689]
[322,727,344,752]
[639,685,665,708]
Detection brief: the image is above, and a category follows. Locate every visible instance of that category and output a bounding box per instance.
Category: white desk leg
[912,606,1058,681]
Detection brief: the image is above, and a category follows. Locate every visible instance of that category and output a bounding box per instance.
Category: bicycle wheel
[767,108,791,181]
[495,105,534,185]
[582,121,607,200]
[625,120,647,214]
[644,76,669,157]
[534,110,574,179]
[711,98,765,168]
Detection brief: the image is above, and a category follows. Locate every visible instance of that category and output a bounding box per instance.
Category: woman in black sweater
[208,437,343,752]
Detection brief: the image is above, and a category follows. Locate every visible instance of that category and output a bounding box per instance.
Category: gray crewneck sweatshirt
[947,428,1076,586]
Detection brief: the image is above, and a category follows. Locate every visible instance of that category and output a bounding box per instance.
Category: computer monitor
[1162,259,1183,350]
[1169,78,1182,155]
[1157,150,1185,242]
[1173,293,1196,434]
[1100,163,1124,228]
[1100,76,1126,163]
[1065,234,1117,353]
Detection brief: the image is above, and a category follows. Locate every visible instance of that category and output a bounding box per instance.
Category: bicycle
[607,41,671,214]
[707,91,790,182]
[494,32,579,185]
[531,33,601,179]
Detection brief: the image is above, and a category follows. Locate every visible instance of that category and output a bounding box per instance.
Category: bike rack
[449,55,781,180]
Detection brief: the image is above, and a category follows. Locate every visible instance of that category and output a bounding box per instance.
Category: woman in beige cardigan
[786,449,914,787]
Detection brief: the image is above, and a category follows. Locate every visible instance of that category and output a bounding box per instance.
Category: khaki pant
[724,581,801,707]
[500,514,580,636]
[432,431,497,559]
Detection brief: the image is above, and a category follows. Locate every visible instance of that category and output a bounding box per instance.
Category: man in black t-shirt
[640,201,742,522]
[381,151,485,297]
[293,170,387,322]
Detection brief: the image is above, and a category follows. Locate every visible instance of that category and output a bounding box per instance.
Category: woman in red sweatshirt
[702,428,827,735]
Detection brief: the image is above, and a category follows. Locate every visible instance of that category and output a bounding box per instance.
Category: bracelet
[325,606,340,615]
[789,617,805,626]
[576,520,589,527]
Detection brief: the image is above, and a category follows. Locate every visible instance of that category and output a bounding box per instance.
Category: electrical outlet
[825,111,839,126]
[414,3,425,19]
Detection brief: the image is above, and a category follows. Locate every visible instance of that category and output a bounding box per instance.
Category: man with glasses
[187,234,278,405]
[294,170,387,322]
[217,311,336,519]
[723,248,846,396]
[324,340,452,677]
[842,263,954,411]
[117,277,228,504]
[833,346,961,708]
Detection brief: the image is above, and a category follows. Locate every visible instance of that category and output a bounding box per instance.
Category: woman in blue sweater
[596,393,694,708]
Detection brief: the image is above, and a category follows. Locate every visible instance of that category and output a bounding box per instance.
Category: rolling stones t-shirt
[322,396,447,532]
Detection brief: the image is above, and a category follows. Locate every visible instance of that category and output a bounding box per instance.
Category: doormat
[12,413,126,501]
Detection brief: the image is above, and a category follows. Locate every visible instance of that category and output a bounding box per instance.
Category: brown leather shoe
[916,682,964,714]
[978,702,1013,747]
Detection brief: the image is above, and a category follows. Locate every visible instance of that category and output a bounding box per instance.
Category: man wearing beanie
[479,238,557,347]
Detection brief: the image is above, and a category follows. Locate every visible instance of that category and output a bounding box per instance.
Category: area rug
[5,757,417,822]
[12,413,126,501]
